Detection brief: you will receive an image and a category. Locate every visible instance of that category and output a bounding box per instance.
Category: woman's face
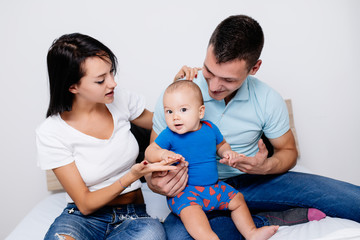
[70,56,117,105]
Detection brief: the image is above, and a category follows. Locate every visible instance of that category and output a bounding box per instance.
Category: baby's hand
[220,150,243,168]
[222,150,238,160]
[161,150,185,164]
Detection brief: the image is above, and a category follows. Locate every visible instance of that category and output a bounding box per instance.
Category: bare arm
[145,142,165,163]
[145,142,184,164]
[216,139,241,165]
[220,130,297,175]
[131,109,153,130]
[266,129,298,173]
[216,139,231,157]
[54,159,177,215]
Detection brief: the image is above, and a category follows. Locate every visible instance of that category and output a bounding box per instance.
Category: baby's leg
[180,205,219,240]
[228,193,278,240]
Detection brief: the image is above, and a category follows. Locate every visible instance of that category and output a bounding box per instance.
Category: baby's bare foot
[248,225,279,240]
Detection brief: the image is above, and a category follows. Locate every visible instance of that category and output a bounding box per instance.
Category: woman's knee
[45,233,76,240]
[57,234,75,240]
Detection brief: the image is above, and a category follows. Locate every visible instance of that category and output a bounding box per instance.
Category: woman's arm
[131,109,153,130]
[54,159,177,215]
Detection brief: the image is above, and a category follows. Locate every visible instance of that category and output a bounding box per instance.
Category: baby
[145,80,278,240]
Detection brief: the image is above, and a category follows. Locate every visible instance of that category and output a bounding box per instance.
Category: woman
[36,33,177,240]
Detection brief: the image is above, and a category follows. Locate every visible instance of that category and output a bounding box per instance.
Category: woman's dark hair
[209,15,264,71]
[46,33,117,117]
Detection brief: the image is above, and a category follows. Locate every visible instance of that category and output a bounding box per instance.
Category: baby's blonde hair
[165,80,204,105]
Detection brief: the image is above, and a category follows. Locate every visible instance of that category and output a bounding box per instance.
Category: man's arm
[130,109,153,130]
[220,130,297,175]
[267,129,298,173]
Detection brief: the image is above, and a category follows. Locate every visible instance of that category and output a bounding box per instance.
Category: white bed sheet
[7,172,360,239]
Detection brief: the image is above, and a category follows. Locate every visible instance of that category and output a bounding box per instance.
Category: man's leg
[163,212,194,240]
[225,171,360,222]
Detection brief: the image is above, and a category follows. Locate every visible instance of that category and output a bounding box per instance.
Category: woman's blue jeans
[164,171,360,240]
[45,203,166,240]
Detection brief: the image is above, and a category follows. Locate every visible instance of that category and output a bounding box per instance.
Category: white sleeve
[36,124,74,170]
[115,88,146,121]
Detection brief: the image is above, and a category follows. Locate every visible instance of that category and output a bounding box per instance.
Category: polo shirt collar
[203,76,249,102]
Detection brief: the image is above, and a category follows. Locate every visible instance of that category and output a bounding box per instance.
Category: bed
[6,181,360,240]
[7,100,360,240]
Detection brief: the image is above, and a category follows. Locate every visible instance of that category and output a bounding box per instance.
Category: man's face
[202,45,260,103]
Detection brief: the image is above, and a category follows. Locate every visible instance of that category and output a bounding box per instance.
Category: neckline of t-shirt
[56,105,116,142]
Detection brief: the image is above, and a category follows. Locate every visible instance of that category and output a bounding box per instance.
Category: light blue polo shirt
[153,71,289,179]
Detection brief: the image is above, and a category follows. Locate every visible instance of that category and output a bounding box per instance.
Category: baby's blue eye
[180,108,187,112]
[166,110,173,114]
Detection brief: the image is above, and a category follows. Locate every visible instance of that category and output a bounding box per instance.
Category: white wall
[1,0,359,238]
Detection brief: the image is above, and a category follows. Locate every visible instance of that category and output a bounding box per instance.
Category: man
[146,15,360,239]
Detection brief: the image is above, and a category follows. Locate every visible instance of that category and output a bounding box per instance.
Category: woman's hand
[130,158,179,180]
[174,65,202,82]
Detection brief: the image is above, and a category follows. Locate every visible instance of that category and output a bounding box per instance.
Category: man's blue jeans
[164,171,360,240]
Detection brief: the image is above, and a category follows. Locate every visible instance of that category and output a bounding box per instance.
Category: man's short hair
[209,15,264,71]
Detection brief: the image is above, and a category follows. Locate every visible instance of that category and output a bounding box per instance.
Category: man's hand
[174,66,202,81]
[145,160,189,197]
[219,139,269,174]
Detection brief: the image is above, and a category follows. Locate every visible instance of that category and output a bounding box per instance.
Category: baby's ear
[199,105,205,119]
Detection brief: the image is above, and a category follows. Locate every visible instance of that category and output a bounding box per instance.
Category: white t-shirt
[36,87,145,202]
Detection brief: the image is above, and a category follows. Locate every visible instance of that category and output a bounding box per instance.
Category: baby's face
[163,88,204,134]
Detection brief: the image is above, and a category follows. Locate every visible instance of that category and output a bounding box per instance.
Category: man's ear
[199,105,205,119]
[69,84,79,94]
[249,59,262,75]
